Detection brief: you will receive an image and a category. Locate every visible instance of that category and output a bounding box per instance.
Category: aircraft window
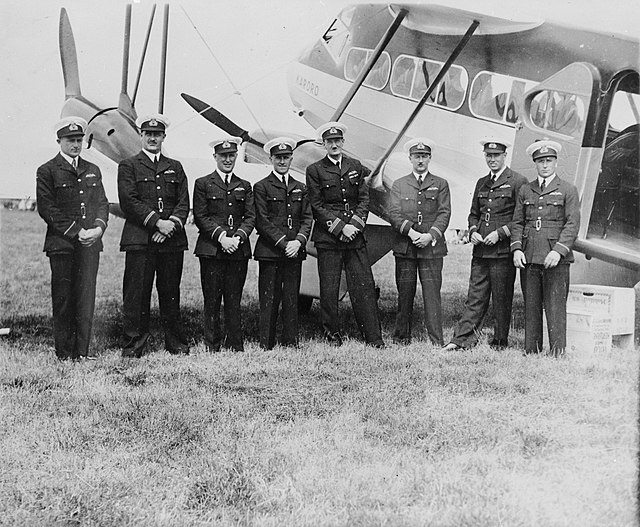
[345,48,368,82]
[344,48,390,90]
[364,51,391,90]
[411,59,439,103]
[436,66,468,110]
[390,55,416,98]
[529,90,586,137]
[469,72,510,121]
[609,91,640,131]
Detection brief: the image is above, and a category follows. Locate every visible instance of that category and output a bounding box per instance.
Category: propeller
[181,92,259,145]
[59,8,81,98]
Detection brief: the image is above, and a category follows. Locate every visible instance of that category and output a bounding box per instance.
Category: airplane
[183,3,640,290]
[58,4,639,306]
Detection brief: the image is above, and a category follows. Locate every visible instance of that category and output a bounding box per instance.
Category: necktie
[418,175,423,187]
[225,174,230,187]
[491,174,497,184]
[540,179,546,192]
[72,158,77,171]
[282,175,287,188]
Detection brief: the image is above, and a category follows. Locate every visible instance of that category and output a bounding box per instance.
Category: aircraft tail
[59,8,81,98]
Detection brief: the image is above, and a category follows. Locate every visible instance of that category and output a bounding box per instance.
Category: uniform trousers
[49,248,100,359]
[122,250,185,354]
[451,257,516,348]
[199,258,248,352]
[523,263,570,355]
[316,247,383,345]
[393,257,443,345]
[258,259,302,349]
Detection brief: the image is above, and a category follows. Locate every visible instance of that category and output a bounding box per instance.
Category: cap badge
[222,141,231,148]
[69,123,78,131]
[417,142,425,149]
[329,127,337,134]
[540,146,549,153]
[278,143,287,150]
[489,143,496,149]
[149,119,158,127]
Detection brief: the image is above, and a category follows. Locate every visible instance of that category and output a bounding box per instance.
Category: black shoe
[489,339,508,350]
[324,332,343,346]
[369,339,385,348]
[442,342,461,351]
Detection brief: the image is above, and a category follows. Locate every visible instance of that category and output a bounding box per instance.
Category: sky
[1,0,638,199]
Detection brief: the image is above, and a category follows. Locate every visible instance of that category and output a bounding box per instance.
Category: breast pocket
[206,186,225,214]
[135,173,156,199]
[400,196,416,214]
[267,194,285,216]
[320,181,340,201]
[524,200,535,221]
[546,200,565,220]
[53,175,78,205]
[423,189,439,212]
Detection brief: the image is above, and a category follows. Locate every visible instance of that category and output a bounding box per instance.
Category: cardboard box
[567,285,635,335]
[567,311,612,355]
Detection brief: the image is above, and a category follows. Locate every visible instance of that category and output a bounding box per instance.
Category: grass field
[1,208,638,526]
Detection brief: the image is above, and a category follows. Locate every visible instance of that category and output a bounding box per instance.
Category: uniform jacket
[193,170,255,259]
[468,167,528,258]
[510,175,581,265]
[117,151,189,252]
[388,172,451,259]
[306,155,370,249]
[36,153,109,254]
[253,172,313,260]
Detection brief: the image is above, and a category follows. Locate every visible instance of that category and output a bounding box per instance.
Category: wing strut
[158,4,170,114]
[132,4,157,107]
[371,19,479,183]
[331,8,408,122]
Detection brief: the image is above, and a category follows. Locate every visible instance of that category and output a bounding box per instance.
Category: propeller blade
[59,8,81,98]
[181,92,262,146]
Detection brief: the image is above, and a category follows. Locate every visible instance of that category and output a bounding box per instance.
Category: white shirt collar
[413,171,427,181]
[142,149,160,163]
[490,166,507,180]
[538,173,556,187]
[60,152,78,166]
[328,155,342,166]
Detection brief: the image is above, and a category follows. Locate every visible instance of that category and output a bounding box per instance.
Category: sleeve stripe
[95,218,107,229]
[510,241,521,249]
[143,211,156,227]
[275,235,287,246]
[556,242,569,251]
[502,225,510,237]
[212,226,223,240]
[432,226,443,237]
[298,233,308,242]
[63,221,76,236]
[400,219,410,233]
[237,228,248,238]
[328,218,342,234]
[352,215,365,228]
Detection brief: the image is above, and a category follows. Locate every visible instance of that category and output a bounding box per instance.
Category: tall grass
[0,209,637,526]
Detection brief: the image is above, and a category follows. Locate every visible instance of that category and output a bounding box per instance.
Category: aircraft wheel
[298,295,313,315]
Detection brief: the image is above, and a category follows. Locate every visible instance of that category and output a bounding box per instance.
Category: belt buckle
[228,214,234,227]
[535,218,541,231]
[417,212,423,225]
[344,203,350,211]
[80,205,86,218]
[484,212,490,222]
[287,217,293,229]
[158,198,164,213]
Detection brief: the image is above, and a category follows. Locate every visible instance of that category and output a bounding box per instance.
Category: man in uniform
[118,114,190,357]
[511,140,580,356]
[444,138,527,351]
[254,137,313,349]
[36,116,109,360]
[388,138,451,346]
[193,137,255,352]
[305,121,384,347]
